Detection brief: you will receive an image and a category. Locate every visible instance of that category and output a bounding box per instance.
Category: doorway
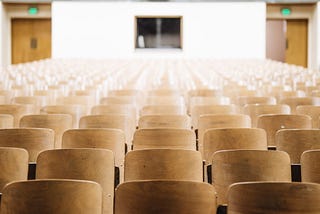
[266,19,308,68]
[11,18,51,64]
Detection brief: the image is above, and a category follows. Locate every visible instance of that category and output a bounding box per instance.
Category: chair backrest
[0,147,28,191]
[140,105,186,116]
[280,97,320,114]
[145,96,185,106]
[12,96,47,114]
[115,180,216,214]
[124,149,202,182]
[0,114,14,128]
[296,105,320,128]
[0,128,54,162]
[198,114,251,154]
[62,128,125,167]
[227,182,320,214]
[91,104,137,125]
[138,115,191,129]
[1,179,103,214]
[20,114,73,149]
[212,150,291,205]
[0,104,34,127]
[56,96,95,114]
[36,148,114,214]
[203,128,267,164]
[133,128,196,150]
[79,114,135,146]
[301,150,320,183]
[190,104,240,129]
[276,129,320,164]
[189,96,230,113]
[236,96,276,106]
[41,105,87,128]
[243,104,291,127]
[257,114,312,147]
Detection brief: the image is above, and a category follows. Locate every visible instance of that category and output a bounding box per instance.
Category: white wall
[52,2,266,59]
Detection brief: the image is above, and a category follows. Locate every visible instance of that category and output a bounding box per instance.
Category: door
[11,19,51,64]
[266,20,286,62]
[285,19,308,68]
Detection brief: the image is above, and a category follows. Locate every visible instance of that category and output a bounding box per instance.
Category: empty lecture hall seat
[0,104,34,127]
[124,149,203,182]
[62,128,126,182]
[115,180,216,214]
[36,148,114,214]
[190,104,240,130]
[79,114,135,148]
[212,150,291,205]
[147,89,182,97]
[279,97,320,114]
[19,114,73,148]
[198,114,251,156]
[0,147,28,191]
[91,104,137,125]
[0,114,14,128]
[40,105,87,128]
[301,150,320,183]
[188,96,231,114]
[56,96,96,115]
[296,105,320,128]
[257,114,312,149]
[276,129,320,164]
[202,128,267,165]
[227,182,320,214]
[12,96,47,114]
[145,96,185,106]
[236,96,277,107]
[0,128,54,162]
[140,105,187,116]
[138,115,191,129]
[1,179,103,214]
[132,128,196,150]
[243,104,291,127]
[0,90,14,104]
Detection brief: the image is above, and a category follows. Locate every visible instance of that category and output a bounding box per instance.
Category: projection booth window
[135,17,182,49]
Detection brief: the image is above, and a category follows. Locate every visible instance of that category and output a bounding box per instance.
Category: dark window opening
[135,17,182,49]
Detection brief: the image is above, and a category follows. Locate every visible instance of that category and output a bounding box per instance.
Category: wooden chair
[0,114,14,128]
[124,149,202,182]
[236,96,276,107]
[56,96,95,114]
[138,115,191,129]
[280,97,320,114]
[133,128,196,150]
[296,105,320,128]
[0,90,14,104]
[148,89,182,97]
[301,150,320,183]
[0,147,28,191]
[243,104,291,127]
[0,104,34,127]
[190,104,240,130]
[36,148,114,214]
[62,128,125,169]
[198,114,251,155]
[257,114,312,148]
[12,96,47,114]
[145,96,185,106]
[1,179,103,214]
[20,114,73,149]
[91,104,137,125]
[140,105,186,116]
[79,115,135,148]
[212,150,291,205]
[203,128,267,164]
[115,180,216,214]
[40,105,87,128]
[0,128,54,162]
[276,129,320,164]
[227,182,320,214]
[189,96,231,114]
